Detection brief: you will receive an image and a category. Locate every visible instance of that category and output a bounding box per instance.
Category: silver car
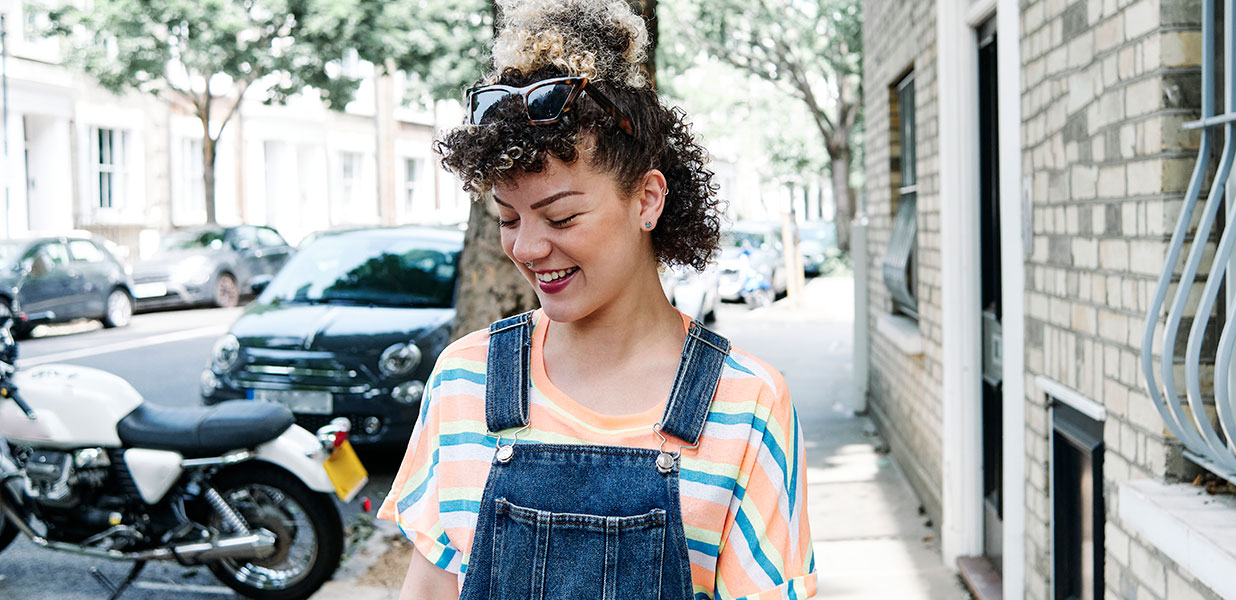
[131,225,293,309]
[716,222,789,302]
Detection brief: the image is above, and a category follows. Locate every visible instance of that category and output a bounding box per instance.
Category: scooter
[0,315,367,599]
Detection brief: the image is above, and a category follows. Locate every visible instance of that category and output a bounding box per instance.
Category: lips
[534,267,579,294]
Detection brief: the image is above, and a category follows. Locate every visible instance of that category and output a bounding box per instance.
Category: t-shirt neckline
[529,309,694,432]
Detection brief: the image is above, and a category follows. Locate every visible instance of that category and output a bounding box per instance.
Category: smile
[535,267,579,282]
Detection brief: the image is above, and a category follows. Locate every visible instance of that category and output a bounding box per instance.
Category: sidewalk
[315,276,971,599]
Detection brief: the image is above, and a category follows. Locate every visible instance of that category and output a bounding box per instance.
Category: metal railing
[1141,0,1236,481]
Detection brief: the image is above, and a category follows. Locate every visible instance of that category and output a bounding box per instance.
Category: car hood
[230,303,455,354]
[132,249,218,277]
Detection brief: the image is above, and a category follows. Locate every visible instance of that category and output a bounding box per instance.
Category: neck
[547,267,685,363]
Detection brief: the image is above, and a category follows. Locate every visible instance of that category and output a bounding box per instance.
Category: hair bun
[491,0,649,88]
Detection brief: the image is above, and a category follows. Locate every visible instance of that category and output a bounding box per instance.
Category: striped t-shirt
[378,309,816,599]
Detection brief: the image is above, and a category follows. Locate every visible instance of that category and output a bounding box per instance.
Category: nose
[509,221,551,266]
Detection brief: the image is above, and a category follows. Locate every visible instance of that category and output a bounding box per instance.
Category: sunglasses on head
[465,76,635,136]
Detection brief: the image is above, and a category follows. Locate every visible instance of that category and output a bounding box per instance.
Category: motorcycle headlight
[379,342,422,378]
[211,334,241,372]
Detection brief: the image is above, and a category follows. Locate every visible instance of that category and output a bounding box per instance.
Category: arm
[399,546,460,600]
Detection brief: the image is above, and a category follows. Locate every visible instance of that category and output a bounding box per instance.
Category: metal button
[496,445,514,463]
[656,452,675,474]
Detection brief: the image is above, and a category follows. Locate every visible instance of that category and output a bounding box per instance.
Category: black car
[200,226,463,446]
[0,233,135,337]
[131,225,294,309]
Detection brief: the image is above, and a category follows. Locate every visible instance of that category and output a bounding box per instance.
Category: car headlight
[391,380,425,405]
[379,343,422,377]
[171,256,213,285]
[212,334,241,371]
[199,369,219,396]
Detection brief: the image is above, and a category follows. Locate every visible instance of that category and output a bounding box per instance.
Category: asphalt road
[0,305,402,599]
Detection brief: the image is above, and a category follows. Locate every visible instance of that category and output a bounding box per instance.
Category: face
[493,155,662,323]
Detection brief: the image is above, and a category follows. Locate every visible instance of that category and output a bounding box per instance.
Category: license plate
[251,389,333,414]
[133,282,167,298]
[323,440,368,502]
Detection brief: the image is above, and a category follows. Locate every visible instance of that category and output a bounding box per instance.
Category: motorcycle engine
[22,447,110,508]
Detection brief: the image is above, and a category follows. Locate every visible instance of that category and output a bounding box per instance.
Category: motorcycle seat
[116,400,295,458]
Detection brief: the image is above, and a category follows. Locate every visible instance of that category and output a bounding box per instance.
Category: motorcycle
[0,315,368,599]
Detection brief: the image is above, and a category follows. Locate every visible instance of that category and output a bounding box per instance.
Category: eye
[549,215,577,228]
[497,217,519,228]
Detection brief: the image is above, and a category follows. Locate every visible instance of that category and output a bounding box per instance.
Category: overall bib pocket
[489,497,668,600]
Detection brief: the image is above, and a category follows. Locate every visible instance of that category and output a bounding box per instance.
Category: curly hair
[433,0,723,271]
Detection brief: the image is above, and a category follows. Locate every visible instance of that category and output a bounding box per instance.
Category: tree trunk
[203,125,218,225]
[451,195,540,339]
[631,0,658,87]
[829,149,853,253]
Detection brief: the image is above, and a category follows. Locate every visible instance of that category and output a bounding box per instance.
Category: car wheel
[213,273,239,308]
[101,288,134,328]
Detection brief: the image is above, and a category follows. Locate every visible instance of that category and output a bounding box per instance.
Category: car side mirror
[249,275,273,295]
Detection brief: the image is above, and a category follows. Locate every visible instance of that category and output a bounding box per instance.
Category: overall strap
[658,321,731,445]
[485,310,535,433]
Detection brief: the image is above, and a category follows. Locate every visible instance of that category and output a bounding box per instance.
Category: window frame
[884,70,920,320]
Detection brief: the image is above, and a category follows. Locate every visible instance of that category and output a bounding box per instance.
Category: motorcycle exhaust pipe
[0,475,276,563]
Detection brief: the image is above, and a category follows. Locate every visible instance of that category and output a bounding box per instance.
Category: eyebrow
[492,190,584,210]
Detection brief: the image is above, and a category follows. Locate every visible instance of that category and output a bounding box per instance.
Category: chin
[536,298,588,324]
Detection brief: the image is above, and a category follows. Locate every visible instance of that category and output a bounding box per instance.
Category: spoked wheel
[213,273,239,308]
[206,465,343,600]
[101,288,133,328]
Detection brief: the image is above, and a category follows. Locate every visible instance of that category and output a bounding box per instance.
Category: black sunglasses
[465,76,635,136]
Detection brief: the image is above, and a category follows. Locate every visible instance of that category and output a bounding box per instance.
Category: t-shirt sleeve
[714,374,817,599]
[377,362,466,575]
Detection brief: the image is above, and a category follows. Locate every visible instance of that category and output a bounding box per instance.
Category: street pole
[1,13,10,239]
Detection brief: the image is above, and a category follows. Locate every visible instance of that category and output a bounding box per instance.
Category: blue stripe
[440,498,482,513]
[397,448,440,513]
[724,355,756,375]
[733,507,784,585]
[680,467,738,490]
[438,367,487,386]
[686,536,719,556]
[433,544,457,570]
[694,593,711,600]
[439,431,497,447]
[787,407,800,517]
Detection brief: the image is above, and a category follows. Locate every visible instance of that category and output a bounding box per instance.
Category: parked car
[716,222,789,302]
[660,264,719,322]
[798,221,840,276]
[200,226,463,447]
[131,225,294,309]
[0,233,135,337]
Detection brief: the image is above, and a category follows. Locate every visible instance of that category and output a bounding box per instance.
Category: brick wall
[1019,0,1221,596]
[862,0,946,520]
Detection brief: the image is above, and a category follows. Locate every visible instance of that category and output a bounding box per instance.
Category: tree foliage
[668,0,862,250]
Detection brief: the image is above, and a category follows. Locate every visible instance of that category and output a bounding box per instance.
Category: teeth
[536,267,577,282]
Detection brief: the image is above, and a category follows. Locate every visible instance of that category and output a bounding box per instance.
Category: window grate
[1141,0,1236,482]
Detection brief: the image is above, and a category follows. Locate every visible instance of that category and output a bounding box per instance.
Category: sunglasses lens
[469,89,510,125]
[526,83,574,122]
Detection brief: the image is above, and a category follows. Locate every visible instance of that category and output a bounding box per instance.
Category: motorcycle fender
[124,448,185,504]
[254,426,332,494]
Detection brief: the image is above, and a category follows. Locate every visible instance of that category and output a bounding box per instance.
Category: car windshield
[0,241,25,270]
[722,230,772,250]
[263,234,459,308]
[159,229,226,252]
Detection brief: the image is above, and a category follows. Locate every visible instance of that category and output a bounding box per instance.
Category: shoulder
[429,309,542,382]
[718,341,789,403]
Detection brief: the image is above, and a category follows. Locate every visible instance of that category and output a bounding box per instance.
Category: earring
[644,221,653,230]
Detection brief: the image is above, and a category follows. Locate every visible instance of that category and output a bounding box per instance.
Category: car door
[225,226,261,288]
[17,241,76,321]
[67,239,112,317]
[255,227,293,276]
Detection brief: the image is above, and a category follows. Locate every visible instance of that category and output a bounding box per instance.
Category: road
[0,306,402,599]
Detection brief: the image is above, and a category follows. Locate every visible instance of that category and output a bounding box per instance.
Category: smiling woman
[379,1,818,599]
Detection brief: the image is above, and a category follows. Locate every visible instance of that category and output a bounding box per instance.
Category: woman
[379,1,817,598]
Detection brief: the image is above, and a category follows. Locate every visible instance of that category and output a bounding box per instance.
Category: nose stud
[524,261,533,268]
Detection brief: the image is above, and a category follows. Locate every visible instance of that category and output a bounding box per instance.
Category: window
[256,227,286,248]
[404,158,422,216]
[1051,401,1104,600]
[93,128,128,209]
[339,151,363,209]
[68,240,106,263]
[174,137,205,225]
[883,71,918,319]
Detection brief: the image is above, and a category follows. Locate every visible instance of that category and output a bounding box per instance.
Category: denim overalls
[458,310,731,600]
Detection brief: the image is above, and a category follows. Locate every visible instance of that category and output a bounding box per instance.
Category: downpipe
[0,473,276,563]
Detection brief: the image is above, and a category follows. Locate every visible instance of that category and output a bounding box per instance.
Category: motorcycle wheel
[205,463,343,600]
